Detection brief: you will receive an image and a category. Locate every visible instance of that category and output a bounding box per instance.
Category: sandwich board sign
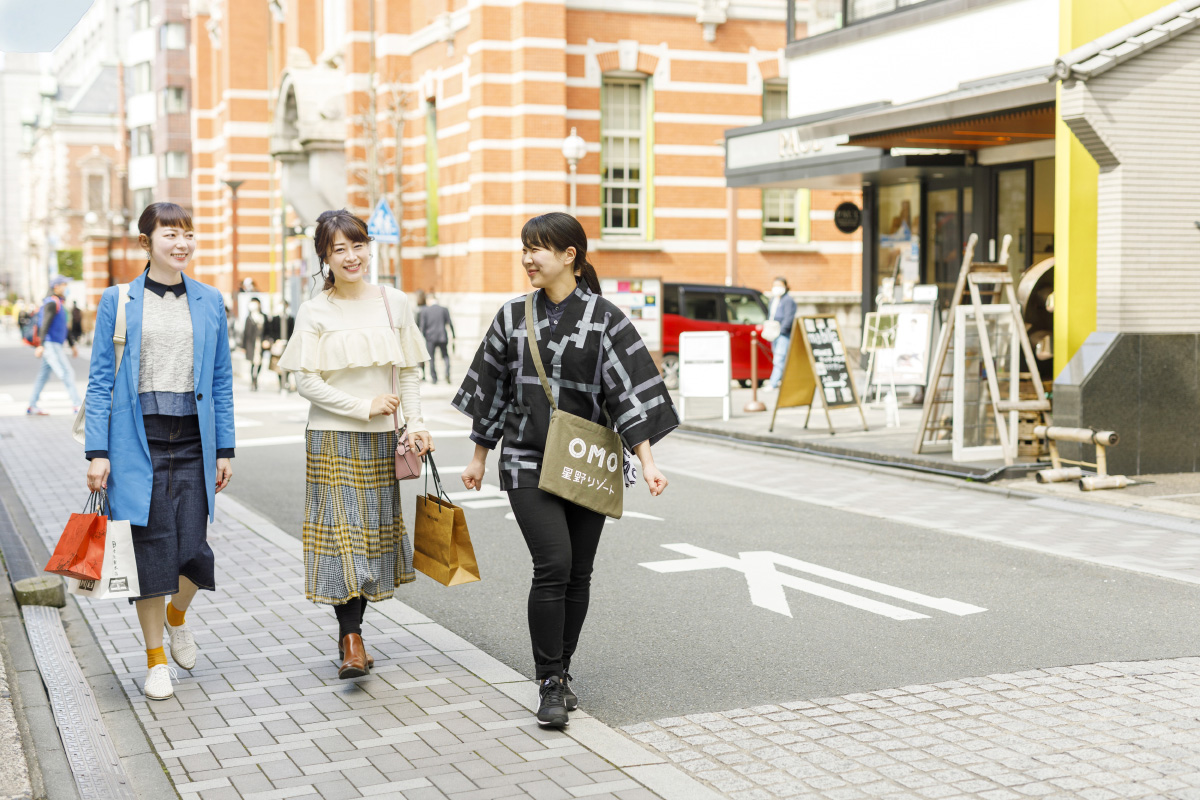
[769,315,867,434]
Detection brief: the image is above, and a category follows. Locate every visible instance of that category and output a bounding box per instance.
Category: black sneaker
[563,672,578,712]
[536,676,569,728]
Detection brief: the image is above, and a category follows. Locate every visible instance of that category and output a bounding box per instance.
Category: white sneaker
[166,621,197,670]
[144,664,177,700]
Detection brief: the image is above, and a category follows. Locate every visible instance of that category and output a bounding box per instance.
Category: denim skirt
[129,414,215,601]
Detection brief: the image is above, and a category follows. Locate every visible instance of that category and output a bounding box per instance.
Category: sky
[0,0,92,53]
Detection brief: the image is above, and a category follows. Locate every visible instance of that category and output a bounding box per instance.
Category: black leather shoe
[563,672,578,712]
[536,676,569,728]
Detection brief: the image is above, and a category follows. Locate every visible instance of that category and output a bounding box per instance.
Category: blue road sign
[368,199,400,244]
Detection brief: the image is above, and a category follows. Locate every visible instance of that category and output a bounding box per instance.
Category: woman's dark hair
[774,276,789,290]
[415,290,427,306]
[138,202,193,237]
[138,202,193,269]
[313,209,372,292]
[520,213,601,295]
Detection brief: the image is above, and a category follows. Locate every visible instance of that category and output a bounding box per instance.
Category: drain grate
[22,606,134,800]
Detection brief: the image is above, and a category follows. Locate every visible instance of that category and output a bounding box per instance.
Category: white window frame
[162,86,186,115]
[132,62,153,95]
[133,126,154,157]
[85,171,108,214]
[132,0,150,30]
[763,189,800,240]
[133,187,154,214]
[162,22,186,50]
[600,78,647,240]
[164,151,188,179]
[763,82,788,123]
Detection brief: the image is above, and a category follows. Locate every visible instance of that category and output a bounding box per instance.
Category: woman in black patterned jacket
[454,212,678,729]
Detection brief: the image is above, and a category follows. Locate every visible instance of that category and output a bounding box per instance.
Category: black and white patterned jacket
[453,281,679,491]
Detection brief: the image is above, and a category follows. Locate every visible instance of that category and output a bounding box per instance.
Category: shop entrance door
[924,179,974,304]
[994,165,1031,282]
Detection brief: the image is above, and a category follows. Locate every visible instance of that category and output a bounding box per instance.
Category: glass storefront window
[996,167,1028,280]
[795,0,939,40]
[1032,159,1054,261]
[876,183,920,307]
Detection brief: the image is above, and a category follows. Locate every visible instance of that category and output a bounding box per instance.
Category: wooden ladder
[915,233,1043,460]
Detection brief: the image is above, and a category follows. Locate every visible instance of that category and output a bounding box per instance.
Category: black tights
[508,488,605,680]
[333,595,369,641]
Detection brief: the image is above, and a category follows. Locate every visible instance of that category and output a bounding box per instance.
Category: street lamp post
[224,179,245,315]
[561,127,587,216]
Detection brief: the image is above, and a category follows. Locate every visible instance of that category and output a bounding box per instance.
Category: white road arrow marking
[640,544,987,620]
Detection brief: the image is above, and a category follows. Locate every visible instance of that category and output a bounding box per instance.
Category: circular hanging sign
[834,202,862,234]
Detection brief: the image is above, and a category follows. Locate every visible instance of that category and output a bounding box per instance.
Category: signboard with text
[599,277,663,357]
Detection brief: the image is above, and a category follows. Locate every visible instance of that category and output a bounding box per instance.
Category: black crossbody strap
[523,292,558,411]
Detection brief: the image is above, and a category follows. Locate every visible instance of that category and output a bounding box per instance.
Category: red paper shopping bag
[44,491,108,581]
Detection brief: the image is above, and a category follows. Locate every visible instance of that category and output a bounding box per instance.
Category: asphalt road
[223,393,1200,727]
[12,337,1200,729]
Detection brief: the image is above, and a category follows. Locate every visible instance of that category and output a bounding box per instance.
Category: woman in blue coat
[84,202,236,701]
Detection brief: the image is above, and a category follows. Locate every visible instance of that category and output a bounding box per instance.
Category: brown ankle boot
[339,638,374,669]
[338,634,369,679]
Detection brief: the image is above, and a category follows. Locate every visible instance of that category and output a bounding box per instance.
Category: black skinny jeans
[508,487,606,680]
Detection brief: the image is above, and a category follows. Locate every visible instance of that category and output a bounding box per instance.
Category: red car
[660,282,774,389]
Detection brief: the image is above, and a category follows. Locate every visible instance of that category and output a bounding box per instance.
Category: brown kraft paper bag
[412,456,480,587]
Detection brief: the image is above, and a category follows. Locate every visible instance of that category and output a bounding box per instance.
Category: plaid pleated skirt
[303,429,415,605]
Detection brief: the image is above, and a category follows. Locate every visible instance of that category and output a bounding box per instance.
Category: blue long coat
[84,272,236,526]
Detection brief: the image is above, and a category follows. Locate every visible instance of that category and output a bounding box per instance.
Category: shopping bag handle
[423,453,452,508]
[83,490,109,517]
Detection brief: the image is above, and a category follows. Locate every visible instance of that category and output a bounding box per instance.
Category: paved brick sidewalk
[0,414,710,800]
[625,658,1200,800]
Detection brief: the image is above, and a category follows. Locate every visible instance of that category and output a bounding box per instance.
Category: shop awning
[844,104,1056,150]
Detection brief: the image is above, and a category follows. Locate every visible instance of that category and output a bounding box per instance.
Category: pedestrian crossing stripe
[640,543,987,620]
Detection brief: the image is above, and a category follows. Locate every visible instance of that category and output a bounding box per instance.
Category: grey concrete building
[0,54,44,300]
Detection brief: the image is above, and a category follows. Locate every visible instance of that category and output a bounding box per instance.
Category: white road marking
[640,543,987,621]
[233,417,263,428]
[500,509,664,524]
[460,499,512,510]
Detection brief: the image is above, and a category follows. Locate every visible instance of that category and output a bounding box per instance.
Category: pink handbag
[380,286,423,481]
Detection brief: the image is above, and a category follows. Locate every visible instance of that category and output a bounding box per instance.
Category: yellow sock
[147,647,167,669]
[166,602,186,627]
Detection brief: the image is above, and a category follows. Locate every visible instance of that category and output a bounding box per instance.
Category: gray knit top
[137,276,196,416]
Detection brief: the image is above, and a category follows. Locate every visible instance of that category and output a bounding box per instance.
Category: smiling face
[141,224,195,274]
[521,243,576,293]
[325,230,370,287]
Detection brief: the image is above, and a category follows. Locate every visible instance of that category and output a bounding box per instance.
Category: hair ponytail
[519,212,602,296]
[577,257,601,295]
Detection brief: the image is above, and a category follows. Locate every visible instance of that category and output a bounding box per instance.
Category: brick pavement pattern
[625,658,1200,800]
[0,415,662,800]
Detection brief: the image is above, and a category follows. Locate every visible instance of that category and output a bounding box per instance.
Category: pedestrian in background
[242,297,268,391]
[83,202,236,701]
[268,302,295,393]
[70,301,84,346]
[765,277,797,390]
[455,212,678,729]
[419,292,455,384]
[278,209,433,680]
[414,290,428,381]
[27,276,82,415]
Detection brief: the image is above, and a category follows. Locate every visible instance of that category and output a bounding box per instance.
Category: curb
[0,460,177,800]
[216,493,721,800]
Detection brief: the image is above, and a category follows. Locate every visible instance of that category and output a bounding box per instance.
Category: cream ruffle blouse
[278,286,430,433]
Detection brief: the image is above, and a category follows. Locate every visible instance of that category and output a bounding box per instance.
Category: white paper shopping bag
[68,519,140,600]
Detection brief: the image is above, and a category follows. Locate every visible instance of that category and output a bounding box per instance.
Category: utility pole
[367,0,379,211]
[390,82,408,290]
[224,179,245,314]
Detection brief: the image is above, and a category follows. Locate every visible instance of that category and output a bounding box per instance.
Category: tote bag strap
[378,286,404,438]
[523,292,558,411]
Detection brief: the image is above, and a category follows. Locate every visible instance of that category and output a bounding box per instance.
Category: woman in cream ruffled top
[277,209,432,680]
[281,285,428,432]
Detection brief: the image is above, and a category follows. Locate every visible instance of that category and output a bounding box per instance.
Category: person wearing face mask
[765,277,797,390]
[83,202,236,701]
[455,212,678,729]
[277,209,433,680]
